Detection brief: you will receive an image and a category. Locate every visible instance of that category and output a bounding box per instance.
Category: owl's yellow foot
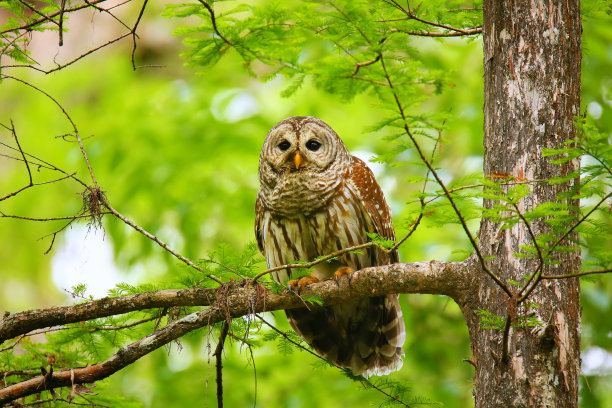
[288,275,321,294]
[334,266,354,286]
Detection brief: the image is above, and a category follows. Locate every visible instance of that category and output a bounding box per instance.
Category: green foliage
[366,232,396,249]
[476,309,505,331]
[164,0,483,176]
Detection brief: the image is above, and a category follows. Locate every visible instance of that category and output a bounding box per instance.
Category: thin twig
[130,0,149,70]
[0,121,32,201]
[350,55,381,77]
[383,0,477,34]
[540,268,612,280]
[0,211,107,222]
[84,0,132,31]
[42,217,79,254]
[196,0,233,46]
[58,0,67,46]
[3,32,133,74]
[214,322,230,408]
[511,201,545,266]
[0,141,88,188]
[388,27,482,37]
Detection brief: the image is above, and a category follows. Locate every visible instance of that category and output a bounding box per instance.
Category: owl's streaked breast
[259,170,344,217]
[258,183,376,283]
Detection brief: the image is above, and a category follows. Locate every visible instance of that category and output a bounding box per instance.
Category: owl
[255,116,405,377]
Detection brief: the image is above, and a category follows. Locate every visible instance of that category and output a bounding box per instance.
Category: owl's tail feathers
[350,295,405,378]
[286,294,406,378]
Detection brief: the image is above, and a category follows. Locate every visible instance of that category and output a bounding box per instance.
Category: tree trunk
[462,1,582,407]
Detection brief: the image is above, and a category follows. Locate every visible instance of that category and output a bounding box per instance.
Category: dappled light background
[1,1,611,407]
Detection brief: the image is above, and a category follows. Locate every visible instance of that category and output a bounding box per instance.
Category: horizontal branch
[0,260,468,403]
[0,288,216,343]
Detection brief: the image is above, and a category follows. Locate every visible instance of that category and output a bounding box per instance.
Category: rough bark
[467,1,582,407]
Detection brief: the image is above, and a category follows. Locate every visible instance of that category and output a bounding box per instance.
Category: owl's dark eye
[278,141,291,151]
[305,140,321,151]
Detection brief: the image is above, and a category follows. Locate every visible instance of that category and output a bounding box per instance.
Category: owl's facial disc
[265,123,336,175]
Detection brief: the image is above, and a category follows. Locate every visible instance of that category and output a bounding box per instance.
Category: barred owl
[255,116,405,377]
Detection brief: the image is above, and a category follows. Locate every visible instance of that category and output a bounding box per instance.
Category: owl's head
[259,116,351,188]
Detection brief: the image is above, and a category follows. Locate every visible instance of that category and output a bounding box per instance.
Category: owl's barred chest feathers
[259,168,345,217]
[258,179,376,283]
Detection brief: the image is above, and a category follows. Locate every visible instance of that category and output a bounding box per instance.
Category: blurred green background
[1,1,611,407]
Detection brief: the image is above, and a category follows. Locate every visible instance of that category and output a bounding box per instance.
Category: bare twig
[388,27,482,37]
[350,55,381,77]
[0,141,88,188]
[84,0,132,31]
[0,211,110,222]
[196,0,233,46]
[214,322,230,408]
[42,216,79,254]
[511,201,545,265]
[1,0,152,74]
[382,0,479,34]
[540,268,612,280]
[59,0,67,46]
[130,0,149,70]
[0,121,32,202]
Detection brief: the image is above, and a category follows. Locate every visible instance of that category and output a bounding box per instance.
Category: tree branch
[0,288,216,343]
[0,260,467,403]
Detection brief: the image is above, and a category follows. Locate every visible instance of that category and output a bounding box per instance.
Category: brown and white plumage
[255,116,405,377]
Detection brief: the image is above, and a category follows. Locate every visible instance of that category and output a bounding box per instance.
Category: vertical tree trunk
[462,2,582,407]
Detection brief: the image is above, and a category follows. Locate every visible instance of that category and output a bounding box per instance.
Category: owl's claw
[288,275,321,294]
[334,266,354,287]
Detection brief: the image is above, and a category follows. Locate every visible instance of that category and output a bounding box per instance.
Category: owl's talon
[288,275,321,294]
[333,266,354,286]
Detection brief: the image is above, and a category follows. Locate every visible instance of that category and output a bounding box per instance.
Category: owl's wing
[254,192,265,256]
[349,156,398,264]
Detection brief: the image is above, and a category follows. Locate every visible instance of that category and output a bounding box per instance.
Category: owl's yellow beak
[293,151,303,169]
